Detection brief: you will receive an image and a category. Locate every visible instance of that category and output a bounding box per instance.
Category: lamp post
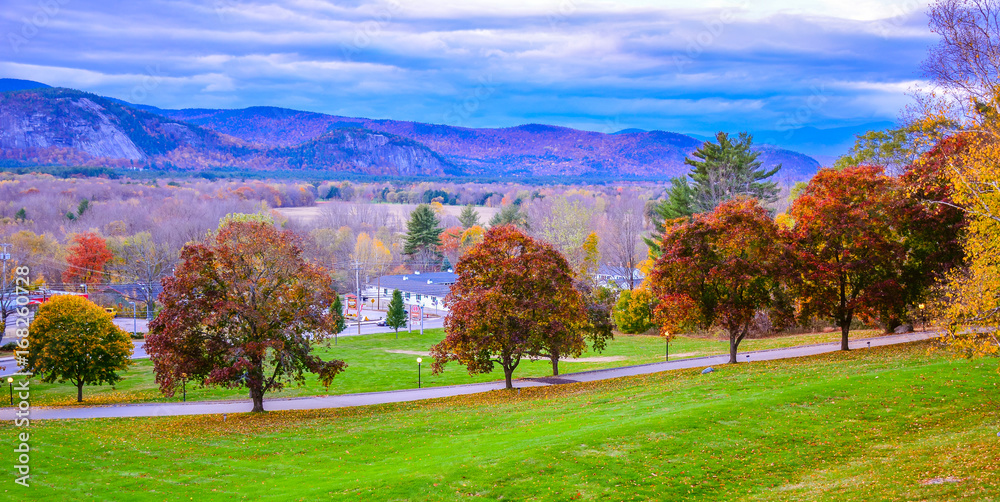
[918,303,926,331]
[6,377,12,406]
[417,358,422,389]
[129,301,137,338]
[181,372,187,402]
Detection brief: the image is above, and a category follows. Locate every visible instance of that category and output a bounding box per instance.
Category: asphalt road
[0,331,940,421]
[0,316,441,378]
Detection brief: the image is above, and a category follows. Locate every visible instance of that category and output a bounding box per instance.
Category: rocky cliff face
[164,108,821,180]
[0,94,146,160]
[280,129,456,176]
[0,88,455,175]
[0,86,820,180]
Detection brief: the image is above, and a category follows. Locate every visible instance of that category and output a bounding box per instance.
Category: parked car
[104,307,118,318]
[376,320,388,326]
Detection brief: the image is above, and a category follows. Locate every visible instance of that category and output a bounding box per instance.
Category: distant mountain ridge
[159,106,820,180]
[0,79,49,93]
[0,79,822,180]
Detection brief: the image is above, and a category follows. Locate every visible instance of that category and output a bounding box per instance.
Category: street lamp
[416,358,422,388]
[664,331,670,361]
[918,303,926,331]
[6,377,12,406]
[181,372,187,402]
[129,301,137,338]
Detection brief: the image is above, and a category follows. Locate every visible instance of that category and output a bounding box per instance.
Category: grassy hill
[11,341,998,501]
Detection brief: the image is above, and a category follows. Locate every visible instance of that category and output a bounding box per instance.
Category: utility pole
[0,243,10,327]
[355,260,361,336]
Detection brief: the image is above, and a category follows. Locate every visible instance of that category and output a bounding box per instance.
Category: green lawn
[2,341,996,501]
[23,328,888,406]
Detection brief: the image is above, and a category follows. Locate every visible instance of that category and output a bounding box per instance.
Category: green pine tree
[644,176,695,255]
[14,208,26,221]
[386,290,408,338]
[458,204,481,229]
[488,203,529,229]
[687,131,780,213]
[403,204,444,270]
[330,295,346,334]
[647,132,780,257]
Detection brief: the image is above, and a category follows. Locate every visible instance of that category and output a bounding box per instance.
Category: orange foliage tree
[439,226,465,267]
[650,198,786,364]
[430,225,587,385]
[148,217,347,412]
[63,232,113,285]
[788,166,909,349]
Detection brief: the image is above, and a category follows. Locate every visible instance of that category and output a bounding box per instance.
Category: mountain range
[0,78,866,181]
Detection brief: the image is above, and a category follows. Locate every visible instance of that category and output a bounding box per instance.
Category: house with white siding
[364,271,457,314]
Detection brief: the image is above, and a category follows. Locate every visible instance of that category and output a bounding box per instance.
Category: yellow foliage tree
[936,110,1000,359]
[459,225,485,252]
[903,0,1000,361]
[580,232,600,278]
[25,295,134,402]
[612,288,656,334]
[352,232,393,307]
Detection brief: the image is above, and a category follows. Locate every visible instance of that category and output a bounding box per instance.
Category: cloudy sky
[1,0,933,137]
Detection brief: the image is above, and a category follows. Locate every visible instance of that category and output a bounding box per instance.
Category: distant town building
[593,264,645,290]
[364,271,457,312]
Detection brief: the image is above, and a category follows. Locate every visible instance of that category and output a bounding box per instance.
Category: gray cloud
[0,0,934,137]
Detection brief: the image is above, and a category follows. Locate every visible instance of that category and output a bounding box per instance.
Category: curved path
[0,331,940,421]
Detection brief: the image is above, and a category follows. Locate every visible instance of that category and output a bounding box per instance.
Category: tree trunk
[249,384,265,412]
[839,276,851,351]
[728,336,738,364]
[503,365,514,390]
[550,354,559,376]
[77,380,84,403]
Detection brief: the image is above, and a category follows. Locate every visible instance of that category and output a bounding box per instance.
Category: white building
[364,271,457,313]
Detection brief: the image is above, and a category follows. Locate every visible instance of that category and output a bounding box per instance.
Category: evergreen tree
[458,204,481,229]
[403,204,443,270]
[644,177,695,255]
[647,132,780,256]
[488,203,529,229]
[386,289,408,338]
[330,295,346,334]
[687,132,780,213]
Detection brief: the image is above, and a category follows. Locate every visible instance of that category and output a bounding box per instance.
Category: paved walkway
[0,331,940,421]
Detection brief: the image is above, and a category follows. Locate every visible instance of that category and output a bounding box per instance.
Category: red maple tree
[650,198,786,363]
[430,225,586,386]
[63,232,113,284]
[789,166,908,349]
[147,219,346,412]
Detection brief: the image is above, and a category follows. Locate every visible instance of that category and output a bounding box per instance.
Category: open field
[275,201,501,225]
[5,341,997,501]
[19,328,890,407]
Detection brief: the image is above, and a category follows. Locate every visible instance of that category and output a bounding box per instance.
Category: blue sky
[0,0,932,139]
